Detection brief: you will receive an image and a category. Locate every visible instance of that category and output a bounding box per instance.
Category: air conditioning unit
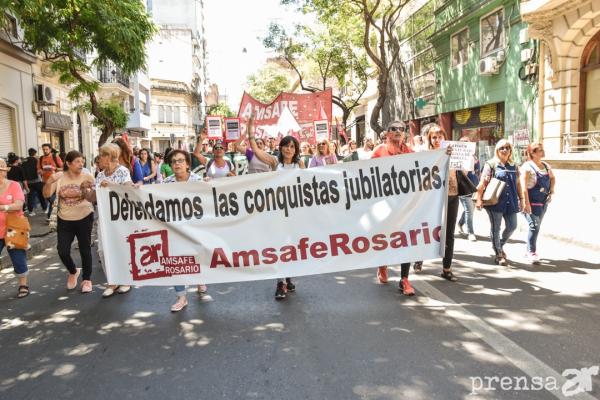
[35,84,55,104]
[521,48,533,63]
[479,57,499,75]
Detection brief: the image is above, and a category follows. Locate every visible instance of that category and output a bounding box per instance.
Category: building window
[580,31,600,134]
[451,28,469,68]
[480,8,504,58]
[174,107,181,124]
[3,13,18,38]
[166,106,173,123]
[158,105,165,123]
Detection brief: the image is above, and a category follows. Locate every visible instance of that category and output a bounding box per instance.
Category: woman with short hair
[475,139,524,265]
[44,150,95,293]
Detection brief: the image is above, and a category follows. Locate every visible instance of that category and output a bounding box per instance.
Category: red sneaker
[377,266,388,283]
[399,278,415,296]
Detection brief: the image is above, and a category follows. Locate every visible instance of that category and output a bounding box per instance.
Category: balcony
[562,131,600,154]
[97,63,130,88]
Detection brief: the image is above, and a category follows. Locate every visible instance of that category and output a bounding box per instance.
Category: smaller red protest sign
[313,120,329,142]
[224,118,241,141]
[206,115,223,140]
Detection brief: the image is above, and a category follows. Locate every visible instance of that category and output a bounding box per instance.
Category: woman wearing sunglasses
[308,139,338,168]
[475,139,524,266]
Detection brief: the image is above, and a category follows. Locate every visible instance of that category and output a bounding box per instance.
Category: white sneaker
[527,252,541,265]
[468,234,477,242]
[28,212,36,217]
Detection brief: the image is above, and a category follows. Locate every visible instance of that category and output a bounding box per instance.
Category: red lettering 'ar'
[140,244,162,266]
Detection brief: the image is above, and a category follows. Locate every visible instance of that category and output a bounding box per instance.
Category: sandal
[170,297,188,312]
[413,261,423,272]
[441,269,458,282]
[17,285,30,298]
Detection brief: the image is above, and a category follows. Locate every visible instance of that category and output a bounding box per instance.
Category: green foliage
[207,103,236,118]
[3,0,157,146]
[80,100,128,132]
[246,64,291,103]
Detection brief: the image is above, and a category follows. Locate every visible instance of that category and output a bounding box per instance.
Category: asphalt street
[1,223,599,400]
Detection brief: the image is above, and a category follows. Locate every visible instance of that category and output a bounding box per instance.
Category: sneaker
[527,252,541,265]
[285,278,295,292]
[66,268,81,290]
[28,212,36,217]
[468,234,477,242]
[399,278,415,296]
[377,266,389,283]
[197,284,208,294]
[457,224,465,235]
[413,261,423,272]
[81,280,93,293]
[275,281,287,300]
[102,285,118,298]
[170,296,188,312]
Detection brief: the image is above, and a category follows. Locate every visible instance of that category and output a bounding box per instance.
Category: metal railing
[562,131,600,153]
[97,62,130,88]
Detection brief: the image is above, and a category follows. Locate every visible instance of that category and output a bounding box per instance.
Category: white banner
[97,150,450,286]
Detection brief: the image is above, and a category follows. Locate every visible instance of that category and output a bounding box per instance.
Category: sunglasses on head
[388,126,405,132]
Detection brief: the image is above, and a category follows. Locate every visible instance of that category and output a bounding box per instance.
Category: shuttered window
[0,104,16,158]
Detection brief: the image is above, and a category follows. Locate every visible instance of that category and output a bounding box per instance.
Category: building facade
[431,0,537,163]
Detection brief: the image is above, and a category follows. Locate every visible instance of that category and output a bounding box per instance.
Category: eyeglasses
[498,146,511,152]
[533,148,544,153]
[213,146,224,150]
[201,143,209,146]
[388,126,405,132]
[318,143,327,146]
[171,158,186,164]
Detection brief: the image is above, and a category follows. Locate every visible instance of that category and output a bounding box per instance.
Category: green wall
[431,0,537,136]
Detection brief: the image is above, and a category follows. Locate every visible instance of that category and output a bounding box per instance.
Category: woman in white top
[196,140,236,179]
[83,143,135,298]
[520,142,555,264]
[163,149,206,312]
[246,116,305,299]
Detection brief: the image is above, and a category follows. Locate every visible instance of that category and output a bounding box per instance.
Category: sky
[203,0,307,111]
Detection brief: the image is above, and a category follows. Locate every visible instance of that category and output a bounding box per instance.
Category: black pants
[443,196,460,269]
[400,263,410,278]
[57,213,94,281]
[27,181,47,212]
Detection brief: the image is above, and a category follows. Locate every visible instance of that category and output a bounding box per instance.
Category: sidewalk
[0,212,56,269]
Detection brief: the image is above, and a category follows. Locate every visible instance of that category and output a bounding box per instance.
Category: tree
[283,0,407,134]
[207,102,236,117]
[246,63,291,103]
[1,0,157,147]
[263,16,369,130]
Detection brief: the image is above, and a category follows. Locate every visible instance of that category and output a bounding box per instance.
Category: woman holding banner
[246,116,304,300]
[84,143,135,297]
[424,123,459,282]
[162,149,207,312]
[371,121,415,295]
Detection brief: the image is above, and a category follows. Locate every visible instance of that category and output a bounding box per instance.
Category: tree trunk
[370,74,388,134]
[97,125,113,148]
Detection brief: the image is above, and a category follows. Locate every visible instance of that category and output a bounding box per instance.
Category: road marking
[413,278,598,400]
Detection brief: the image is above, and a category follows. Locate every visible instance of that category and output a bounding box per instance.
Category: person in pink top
[0,158,29,298]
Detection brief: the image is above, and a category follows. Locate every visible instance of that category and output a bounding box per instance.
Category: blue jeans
[486,210,518,255]
[523,204,547,253]
[0,239,28,276]
[458,195,475,235]
[174,285,186,295]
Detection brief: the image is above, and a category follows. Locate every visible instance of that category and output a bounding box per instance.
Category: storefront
[0,104,17,157]
[451,102,504,163]
[41,111,72,154]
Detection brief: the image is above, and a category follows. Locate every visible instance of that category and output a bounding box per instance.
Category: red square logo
[128,230,170,280]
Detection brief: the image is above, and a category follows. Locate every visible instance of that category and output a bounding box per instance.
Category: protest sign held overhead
[238,89,332,144]
[225,118,241,141]
[206,115,224,139]
[442,140,476,171]
[97,150,450,286]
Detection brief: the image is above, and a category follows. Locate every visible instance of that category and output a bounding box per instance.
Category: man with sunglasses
[370,121,415,295]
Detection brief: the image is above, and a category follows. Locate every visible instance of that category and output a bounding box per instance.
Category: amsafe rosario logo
[127,230,200,280]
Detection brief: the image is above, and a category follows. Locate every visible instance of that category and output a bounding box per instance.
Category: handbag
[474,177,506,206]
[5,213,31,250]
[457,171,477,196]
